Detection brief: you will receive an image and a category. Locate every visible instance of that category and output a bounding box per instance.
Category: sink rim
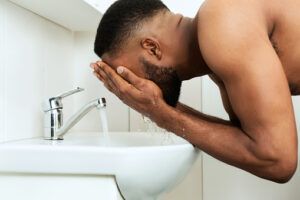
[0,131,194,150]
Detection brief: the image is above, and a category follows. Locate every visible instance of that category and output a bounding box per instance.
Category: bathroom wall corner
[0,0,6,142]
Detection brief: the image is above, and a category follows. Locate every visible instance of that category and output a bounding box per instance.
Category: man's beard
[140,58,182,107]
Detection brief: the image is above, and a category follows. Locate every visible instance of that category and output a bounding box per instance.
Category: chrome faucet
[43,87,106,140]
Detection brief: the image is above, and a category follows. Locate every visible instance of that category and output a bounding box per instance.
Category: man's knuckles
[118,85,130,94]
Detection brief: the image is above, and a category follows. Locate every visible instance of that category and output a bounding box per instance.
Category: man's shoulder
[196,0,272,79]
[199,0,264,9]
[196,0,268,56]
[197,0,264,23]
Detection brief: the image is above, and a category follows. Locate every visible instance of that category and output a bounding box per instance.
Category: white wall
[85,0,204,17]
[0,0,129,143]
[0,0,74,142]
[163,0,203,17]
[202,76,300,200]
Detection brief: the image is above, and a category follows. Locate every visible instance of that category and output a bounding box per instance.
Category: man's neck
[177,15,212,80]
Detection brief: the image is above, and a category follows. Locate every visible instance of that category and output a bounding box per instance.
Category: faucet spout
[43,87,107,140]
[56,98,106,140]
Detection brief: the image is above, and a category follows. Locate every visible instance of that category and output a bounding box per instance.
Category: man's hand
[90,61,167,121]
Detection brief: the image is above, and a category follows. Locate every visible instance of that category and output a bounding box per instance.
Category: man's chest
[270,35,300,95]
[270,5,300,96]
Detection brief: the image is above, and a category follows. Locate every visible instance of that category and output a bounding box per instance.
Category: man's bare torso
[203,0,300,96]
[270,0,300,95]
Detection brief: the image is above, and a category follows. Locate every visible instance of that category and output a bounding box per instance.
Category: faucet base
[43,98,106,140]
[44,137,64,141]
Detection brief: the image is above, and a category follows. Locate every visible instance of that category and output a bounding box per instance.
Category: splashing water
[142,115,175,145]
[142,115,158,133]
[99,107,109,145]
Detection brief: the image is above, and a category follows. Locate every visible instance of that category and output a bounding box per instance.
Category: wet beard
[140,58,182,107]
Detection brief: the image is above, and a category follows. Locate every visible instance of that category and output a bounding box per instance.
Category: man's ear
[140,38,162,60]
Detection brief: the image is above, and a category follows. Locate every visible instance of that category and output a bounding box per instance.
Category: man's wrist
[150,100,180,130]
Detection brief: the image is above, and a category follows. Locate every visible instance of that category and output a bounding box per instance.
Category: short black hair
[94,0,168,58]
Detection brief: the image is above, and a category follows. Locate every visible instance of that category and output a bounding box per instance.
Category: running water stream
[99,107,109,145]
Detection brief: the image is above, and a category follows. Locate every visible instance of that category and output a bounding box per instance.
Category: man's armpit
[209,74,240,125]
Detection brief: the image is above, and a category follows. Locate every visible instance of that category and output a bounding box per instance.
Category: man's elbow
[268,157,298,184]
[252,129,298,183]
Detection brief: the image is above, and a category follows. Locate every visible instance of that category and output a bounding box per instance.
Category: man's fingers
[93,71,117,94]
[92,62,118,88]
[90,63,97,69]
[93,71,104,82]
[117,66,142,86]
[92,63,117,92]
[91,63,106,81]
[94,61,144,100]
[96,61,137,90]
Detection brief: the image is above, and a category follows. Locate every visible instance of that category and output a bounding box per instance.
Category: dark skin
[91,0,299,183]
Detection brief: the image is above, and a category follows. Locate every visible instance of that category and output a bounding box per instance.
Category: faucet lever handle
[43,87,84,112]
[55,87,84,99]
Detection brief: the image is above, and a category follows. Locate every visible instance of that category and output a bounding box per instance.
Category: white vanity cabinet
[0,174,123,200]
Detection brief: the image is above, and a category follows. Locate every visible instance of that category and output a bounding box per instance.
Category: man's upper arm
[209,74,240,125]
[198,1,297,160]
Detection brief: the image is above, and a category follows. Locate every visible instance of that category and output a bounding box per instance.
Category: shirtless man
[90,0,299,183]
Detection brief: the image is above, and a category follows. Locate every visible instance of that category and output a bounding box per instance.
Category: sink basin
[0,132,199,200]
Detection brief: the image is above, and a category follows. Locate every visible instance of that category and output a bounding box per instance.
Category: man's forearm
[176,102,241,127]
[176,103,233,126]
[154,103,281,181]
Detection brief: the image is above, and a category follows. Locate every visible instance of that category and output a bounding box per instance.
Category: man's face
[140,57,182,107]
[102,54,182,107]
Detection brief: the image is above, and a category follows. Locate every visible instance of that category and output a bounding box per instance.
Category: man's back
[199,0,300,95]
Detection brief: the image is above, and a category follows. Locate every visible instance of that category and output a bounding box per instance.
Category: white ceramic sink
[0,132,199,200]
